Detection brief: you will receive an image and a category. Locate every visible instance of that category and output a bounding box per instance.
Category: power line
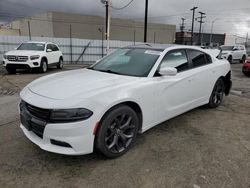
[111,0,134,10]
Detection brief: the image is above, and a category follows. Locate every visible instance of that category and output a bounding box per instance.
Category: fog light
[33,62,39,66]
[51,139,72,148]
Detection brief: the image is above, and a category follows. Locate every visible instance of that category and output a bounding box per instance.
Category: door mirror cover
[47,49,52,52]
[159,67,177,76]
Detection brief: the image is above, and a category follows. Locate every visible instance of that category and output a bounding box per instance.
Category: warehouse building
[8,12,176,43]
[175,31,226,46]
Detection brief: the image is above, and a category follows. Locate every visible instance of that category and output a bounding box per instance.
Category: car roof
[25,41,57,45]
[125,44,206,51]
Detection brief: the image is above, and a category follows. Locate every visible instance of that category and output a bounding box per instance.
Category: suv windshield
[90,48,162,77]
[221,46,234,51]
[17,43,45,51]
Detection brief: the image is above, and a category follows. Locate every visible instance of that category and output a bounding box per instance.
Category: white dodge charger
[19,45,232,158]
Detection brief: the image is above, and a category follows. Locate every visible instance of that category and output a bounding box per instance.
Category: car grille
[20,101,50,138]
[25,102,50,121]
[7,55,28,62]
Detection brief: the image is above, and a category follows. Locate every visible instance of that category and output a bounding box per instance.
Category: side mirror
[159,67,177,76]
[233,47,238,51]
[47,49,52,52]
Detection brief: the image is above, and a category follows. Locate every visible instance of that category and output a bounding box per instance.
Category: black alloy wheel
[208,78,225,108]
[95,105,139,158]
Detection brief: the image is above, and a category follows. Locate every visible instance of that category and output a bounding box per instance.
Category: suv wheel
[95,105,139,158]
[6,67,16,74]
[240,55,246,63]
[57,58,63,69]
[39,60,48,73]
[208,78,225,108]
[227,55,232,63]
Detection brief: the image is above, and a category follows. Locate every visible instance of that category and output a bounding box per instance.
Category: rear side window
[160,50,189,72]
[187,50,211,68]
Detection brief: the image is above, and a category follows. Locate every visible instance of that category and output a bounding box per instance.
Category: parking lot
[0,63,249,188]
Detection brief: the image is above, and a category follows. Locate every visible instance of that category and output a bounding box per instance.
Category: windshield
[17,43,45,51]
[90,48,162,77]
[221,46,234,51]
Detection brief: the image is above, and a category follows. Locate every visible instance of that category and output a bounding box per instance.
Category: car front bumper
[20,118,96,155]
[3,59,41,69]
[242,65,250,74]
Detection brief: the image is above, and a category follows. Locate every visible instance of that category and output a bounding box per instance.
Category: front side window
[46,44,52,51]
[160,50,189,72]
[52,44,59,51]
[17,43,45,51]
[90,48,162,77]
[187,50,209,68]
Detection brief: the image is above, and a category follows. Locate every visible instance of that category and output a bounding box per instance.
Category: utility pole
[101,0,112,53]
[197,11,206,45]
[144,0,148,43]
[98,27,104,57]
[209,18,219,46]
[246,32,248,48]
[69,24,72,63]
[27,21,31,40]
[180,18,186,32]
[180,18,186,44]
[190,6,198,45]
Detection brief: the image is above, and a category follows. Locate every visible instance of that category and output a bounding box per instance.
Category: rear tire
[39,60,48,73]
[57,58,63,69]
[95,105,139,158]
[227,55,232,63]
[6,67,16,74]
[208,78,225,108]
[240,55,246,63]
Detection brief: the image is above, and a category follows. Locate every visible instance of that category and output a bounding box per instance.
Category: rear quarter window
[187,49,212,68]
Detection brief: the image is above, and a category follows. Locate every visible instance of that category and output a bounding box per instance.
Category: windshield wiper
[96,69,124,75]
[88,67,128,76]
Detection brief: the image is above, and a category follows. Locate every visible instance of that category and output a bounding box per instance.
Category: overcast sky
[0,0,250,37]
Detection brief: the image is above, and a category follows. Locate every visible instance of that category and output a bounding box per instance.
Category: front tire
[39,60,48,73]
[208,78,225,108]
[57,58,63,69]
[95,105,139,158]
[6,67,16,74]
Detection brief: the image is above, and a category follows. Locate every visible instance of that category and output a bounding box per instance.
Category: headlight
[50,108,93,123]
[30,55,40,60]
[3,54,7,59]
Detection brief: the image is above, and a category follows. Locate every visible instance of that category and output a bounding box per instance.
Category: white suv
[221,45,247,63]
[2,41,63,74]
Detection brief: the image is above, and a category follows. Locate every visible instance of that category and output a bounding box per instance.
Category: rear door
[186,49,216,102]
[51,44,61,63]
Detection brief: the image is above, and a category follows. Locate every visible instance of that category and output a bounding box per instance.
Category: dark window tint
[160,50,189,72]
[46,44,52,51]
[51,44,59,51]
[17,43,45,51]
[205,54,212,63]
[188,50,208,68]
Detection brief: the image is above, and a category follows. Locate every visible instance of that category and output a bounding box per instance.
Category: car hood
[5,50,43,56]
[27,69,139,100]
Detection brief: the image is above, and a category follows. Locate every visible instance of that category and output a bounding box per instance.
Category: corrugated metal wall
[0,36,171,64]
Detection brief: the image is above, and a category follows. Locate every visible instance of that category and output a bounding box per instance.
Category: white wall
[0,35,172,64]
